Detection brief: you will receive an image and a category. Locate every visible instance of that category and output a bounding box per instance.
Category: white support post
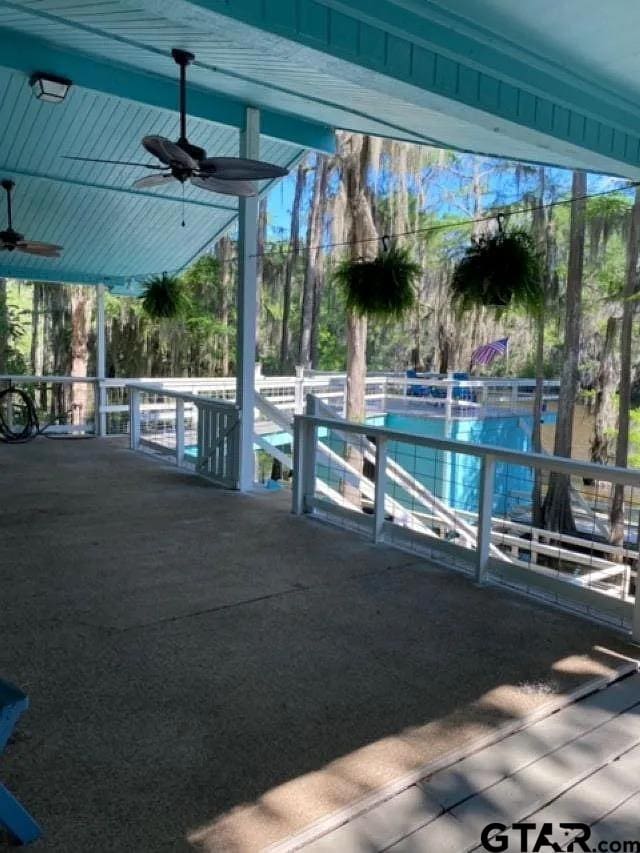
[129,387,141,451]
[373,437,387,543]
[475,454,496,584]
[511,380,519,406]
[96,284,107,436]
[236,106,260,492]
[175,398,185,467]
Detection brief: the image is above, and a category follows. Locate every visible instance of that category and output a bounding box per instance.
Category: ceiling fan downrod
[1,180,14,231]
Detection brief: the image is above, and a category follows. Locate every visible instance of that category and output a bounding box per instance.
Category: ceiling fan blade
[133,173,175,189]
[17,241,62,257]
[191,175,257,197]
[198,157,289,181]
[143,136,197,169]
[63,155,158,169]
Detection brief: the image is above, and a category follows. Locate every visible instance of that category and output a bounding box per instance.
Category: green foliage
[628,409,640,469]
[451,228,544,315]
[141,273,188,319]
[333,246,421,318]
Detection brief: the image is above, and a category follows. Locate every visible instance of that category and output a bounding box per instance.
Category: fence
[128,382,240,489]
[293,409,640,639]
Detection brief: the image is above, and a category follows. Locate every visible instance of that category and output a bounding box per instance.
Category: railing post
[129,387,141,451]
[175,398,185,467]
[475,454,496,584]
[294,365,304,415]
[511,380,519,406]
[445,381,453,419]
[292,415,317,515]
[373,437,387,543]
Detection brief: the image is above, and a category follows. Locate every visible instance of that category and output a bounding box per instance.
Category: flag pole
[505,338,510,375]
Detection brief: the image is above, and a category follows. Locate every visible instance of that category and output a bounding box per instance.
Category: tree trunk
[591,316,619,465]
[30,282,44,376]
[335,132,379,507]
[610,185,640,548]
[280,163,305,370]
[0,278,8,374]
[70,286,92,426]
[299,157,328,368]
[310,158,330,367]
[216,235,233,376]
[256,198,267,362]
[543,170,587,533]
[339,134,378,420]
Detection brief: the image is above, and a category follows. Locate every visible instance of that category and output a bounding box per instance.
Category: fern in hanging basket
[334,246,421,319]
[141,273,188,319]
[451,227,543,314]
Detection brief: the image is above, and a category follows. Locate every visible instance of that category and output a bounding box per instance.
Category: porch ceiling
[0,0,639,291]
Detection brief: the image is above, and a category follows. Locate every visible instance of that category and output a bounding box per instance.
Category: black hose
[0,385,88,443]
[0,386,40,442]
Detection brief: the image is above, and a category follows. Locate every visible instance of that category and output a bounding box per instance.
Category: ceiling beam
[0,264,132,289]
[0,27,336,154]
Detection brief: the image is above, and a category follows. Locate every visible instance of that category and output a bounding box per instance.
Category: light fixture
[30,73,72,103]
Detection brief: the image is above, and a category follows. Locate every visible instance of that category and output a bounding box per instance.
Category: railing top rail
[2,373,561,389]
[0,374,98,384]
[297,413,640,487]
[125,381,239,410]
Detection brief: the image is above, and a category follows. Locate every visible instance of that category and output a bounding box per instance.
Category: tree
[280,164,306,370]
[610,185,640,547]
[215,235,235,376]
[543,170,587,533]
[336,133,379,423]
[299,155,329,368]
[70,286,92,426]
[591,316,618,465]
[0,278,8,374]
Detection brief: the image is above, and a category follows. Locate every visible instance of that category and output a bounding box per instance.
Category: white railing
[97,371,560,436]
[292,410,640,639]
[127,382,240,489]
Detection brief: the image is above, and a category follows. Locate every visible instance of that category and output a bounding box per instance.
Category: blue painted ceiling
[1,0,639,292]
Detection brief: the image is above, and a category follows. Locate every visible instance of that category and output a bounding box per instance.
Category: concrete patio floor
[0,438,638,852]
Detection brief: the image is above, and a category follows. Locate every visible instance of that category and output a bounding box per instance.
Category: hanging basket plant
[334,244,421,319]
[141,272,187,319]
[450,220,543,314]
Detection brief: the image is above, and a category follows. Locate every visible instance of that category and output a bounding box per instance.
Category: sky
[261,145,634,244]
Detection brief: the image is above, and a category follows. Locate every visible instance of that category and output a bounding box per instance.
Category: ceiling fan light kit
[64,48,290,198]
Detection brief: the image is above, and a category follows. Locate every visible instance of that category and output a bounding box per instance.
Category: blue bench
[0,679,41,845]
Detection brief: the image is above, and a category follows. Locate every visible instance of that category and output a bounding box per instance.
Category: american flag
[471,338,509,366]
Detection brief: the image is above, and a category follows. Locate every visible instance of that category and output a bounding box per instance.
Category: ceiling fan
[64,49,289,197]
[0,180,63,257]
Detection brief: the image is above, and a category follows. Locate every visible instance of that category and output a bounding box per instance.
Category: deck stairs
[255,391,510,559]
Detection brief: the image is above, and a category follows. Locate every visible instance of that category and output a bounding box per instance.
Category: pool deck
[0,437,638,852]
